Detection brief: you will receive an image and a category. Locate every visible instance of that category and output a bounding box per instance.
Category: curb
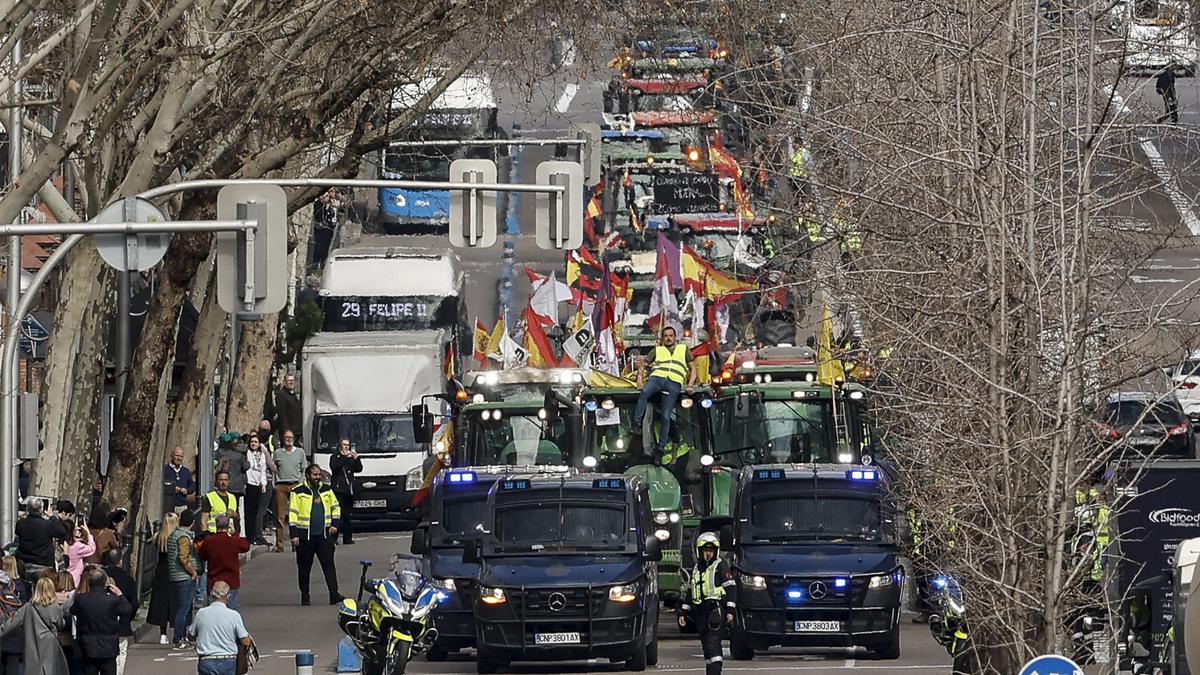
[133,543,273,644]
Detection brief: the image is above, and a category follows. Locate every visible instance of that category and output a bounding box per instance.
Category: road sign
[534,161,583,250]
[1018,654,1083,675]
[93,198,170,271]
[16,313,48,358]
[575,122,602,185]
[448,159,498,248]
[215,184,288,316]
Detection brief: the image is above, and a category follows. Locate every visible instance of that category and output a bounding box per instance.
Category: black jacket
[14,516,68,567]
[1157,70,1177,96]
[102,566,138,637]
[329,453,363,495]
[71,589,133,659]
[275,388,303,440]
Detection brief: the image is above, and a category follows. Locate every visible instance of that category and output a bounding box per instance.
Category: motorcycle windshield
[391,555,426,601]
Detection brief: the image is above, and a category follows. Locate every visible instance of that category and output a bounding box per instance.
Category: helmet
[695,532,720,553]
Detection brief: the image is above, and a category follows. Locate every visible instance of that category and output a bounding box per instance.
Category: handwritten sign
[652,173,720,215]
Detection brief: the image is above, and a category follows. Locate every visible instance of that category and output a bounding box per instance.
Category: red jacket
[197,532,251,589]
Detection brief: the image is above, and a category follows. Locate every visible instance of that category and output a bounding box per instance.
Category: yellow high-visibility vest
[204,491,239,533]
[650,345,688,385]
[288,483,341,532]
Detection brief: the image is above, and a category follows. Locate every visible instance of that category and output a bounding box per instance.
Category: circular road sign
[1018,654,1083,675]
[93,197,171,271]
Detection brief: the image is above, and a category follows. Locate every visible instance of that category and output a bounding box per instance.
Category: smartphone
[75,514,85,526]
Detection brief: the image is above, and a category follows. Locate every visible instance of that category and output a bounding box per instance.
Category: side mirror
[719,524,734,550]
[643,535,663,562]
[463,538,481,565]
[734,393,751,418]
[411,404,433,444]
[411,525,430,556]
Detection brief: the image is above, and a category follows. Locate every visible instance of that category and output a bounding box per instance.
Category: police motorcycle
[337,555,446,675]
[926,573,973,674]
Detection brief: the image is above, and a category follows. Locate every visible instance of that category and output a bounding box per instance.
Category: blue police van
[725,464,902,660]
[465,473,662,673]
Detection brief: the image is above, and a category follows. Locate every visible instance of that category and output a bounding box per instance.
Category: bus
[379,73,502,232]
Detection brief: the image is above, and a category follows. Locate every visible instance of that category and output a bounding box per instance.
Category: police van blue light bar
[848,470,877,481]
[785,588,804,602]
[833,578,848,589]
[755,469,784,480]
[594,478,625,490]
[447,471,477,484]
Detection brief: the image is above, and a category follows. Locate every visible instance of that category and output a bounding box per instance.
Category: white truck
[303,245,463,529]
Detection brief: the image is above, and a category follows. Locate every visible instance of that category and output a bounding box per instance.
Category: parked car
[1097,392,1196,459]
[1165,350,1200,419]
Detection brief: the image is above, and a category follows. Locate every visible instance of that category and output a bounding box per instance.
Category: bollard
[295,650,315,675]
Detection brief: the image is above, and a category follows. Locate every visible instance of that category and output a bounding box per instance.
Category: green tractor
[579,385,717,608]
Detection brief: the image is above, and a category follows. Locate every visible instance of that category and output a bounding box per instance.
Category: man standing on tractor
[633,326,698,457]
[679,533,737,675]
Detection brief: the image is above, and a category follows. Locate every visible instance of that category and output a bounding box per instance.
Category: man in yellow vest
[199,470,240,534]
[633,326,698,456]
[288,463,342,606]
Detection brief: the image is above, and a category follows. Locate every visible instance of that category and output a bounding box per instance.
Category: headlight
[609,583,639,602]
[668,512,680,524]
[700,454,714,466]
[654,529,670,541]
[582,455,598,468]
[654,512,670,524]
[405,466,424,491]
[433,578,456,591]
[869,573,895,589]
[837,452,853,463]
[479,587,506,604]
[739,573,767,590]
[680,398,694,409]
[481,409,492,421]
[472,393,485,404]
[434,440,446,452]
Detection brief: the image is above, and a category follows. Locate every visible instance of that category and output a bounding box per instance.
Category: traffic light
[18,393,42,460]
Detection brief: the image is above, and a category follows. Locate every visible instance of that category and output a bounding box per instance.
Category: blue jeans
[633,376,682,450]
[227,588,240,611]
[195,573,207,608]
[173,579,195,642]
[197,658,237,675]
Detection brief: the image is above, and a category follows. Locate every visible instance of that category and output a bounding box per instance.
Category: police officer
[679,533,736,675]
[288,463,343,606]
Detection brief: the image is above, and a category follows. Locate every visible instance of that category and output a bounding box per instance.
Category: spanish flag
[444,341,456,381]
[485,317,505,360]
[588,369,636,388]
[473,319,490,369]
[524,306,558,368]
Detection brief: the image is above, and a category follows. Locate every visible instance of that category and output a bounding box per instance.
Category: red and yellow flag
[473,319,490,369]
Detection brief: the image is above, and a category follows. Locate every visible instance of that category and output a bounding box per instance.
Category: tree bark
[102,215,213,510]
[224,314,281,436]
[163,268,225,458]
[33,244,115,509]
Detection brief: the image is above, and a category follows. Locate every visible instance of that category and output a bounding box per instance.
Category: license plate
[793,620,841,633]
[1129,436,1160,446]
[535,632,581,645]
[354,499,386,508]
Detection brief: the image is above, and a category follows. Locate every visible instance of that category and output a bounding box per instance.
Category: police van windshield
[494,503,628,552]
[711,399,834,464]
[749,492,884,543]
[470,413,569,466]
[437,497,488,545]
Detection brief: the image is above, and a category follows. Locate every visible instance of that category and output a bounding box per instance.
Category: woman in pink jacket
[63,522,95,586]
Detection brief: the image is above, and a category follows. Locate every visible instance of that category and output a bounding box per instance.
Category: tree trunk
[34,244,115,509]
[102,216,213,510]
[224,315,281,436]
[163,270,225,458]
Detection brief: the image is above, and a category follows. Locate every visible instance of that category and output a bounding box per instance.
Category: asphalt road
[125,533,953,675]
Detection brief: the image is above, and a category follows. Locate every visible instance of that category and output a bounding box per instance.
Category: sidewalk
[127,533,410,674]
